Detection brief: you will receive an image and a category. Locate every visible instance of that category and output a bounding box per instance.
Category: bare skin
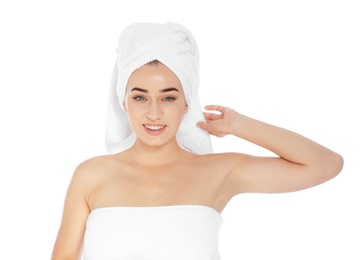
[52,62,343,259]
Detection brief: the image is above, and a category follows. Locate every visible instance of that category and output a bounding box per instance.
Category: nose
[146,101,163,121]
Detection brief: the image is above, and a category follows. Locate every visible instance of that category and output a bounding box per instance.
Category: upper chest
[103,160,225,192]
[89,156,231,208]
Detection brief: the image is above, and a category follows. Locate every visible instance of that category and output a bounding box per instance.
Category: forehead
[126,62,183,92]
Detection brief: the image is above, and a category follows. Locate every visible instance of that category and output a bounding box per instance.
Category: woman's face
[124,62,188,148]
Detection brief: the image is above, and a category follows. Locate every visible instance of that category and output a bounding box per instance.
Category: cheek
[164,104,186,121]
[127,107,142,119]
[125,103,141,121]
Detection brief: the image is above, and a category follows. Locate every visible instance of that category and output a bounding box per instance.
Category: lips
[143,124,167,136]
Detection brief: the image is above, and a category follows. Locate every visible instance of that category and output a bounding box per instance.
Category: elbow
[324,152,344,181]
[311,151,344,186]
[333,152,344,177]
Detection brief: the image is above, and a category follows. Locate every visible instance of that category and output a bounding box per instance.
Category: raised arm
[198,105,343,194]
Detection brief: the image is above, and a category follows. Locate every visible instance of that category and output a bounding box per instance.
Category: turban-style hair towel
[105,22,213,154]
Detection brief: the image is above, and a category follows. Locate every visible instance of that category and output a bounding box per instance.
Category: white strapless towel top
[83,205,223,260]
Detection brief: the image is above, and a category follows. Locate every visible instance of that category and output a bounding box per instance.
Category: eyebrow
[131,87,148,93]
[160,87,179,93]
[130,87,179,93]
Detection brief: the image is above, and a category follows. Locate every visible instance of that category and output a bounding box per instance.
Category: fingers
[203,105,227,121]
[196,121,206,129]
[196,121,211,133]
[203,112,220,121]
[197,121,222,137]
[204,105,226,113]
[197,121,215,135]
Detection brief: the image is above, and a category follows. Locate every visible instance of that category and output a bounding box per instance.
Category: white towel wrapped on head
[106,22,213,154]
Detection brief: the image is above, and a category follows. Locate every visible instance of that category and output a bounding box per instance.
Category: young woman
[51,22,343,260]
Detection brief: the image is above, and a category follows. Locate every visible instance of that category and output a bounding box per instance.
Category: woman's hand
[197,105,239,137]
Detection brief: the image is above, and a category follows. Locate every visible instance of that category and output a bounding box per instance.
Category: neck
[127,138,189,168]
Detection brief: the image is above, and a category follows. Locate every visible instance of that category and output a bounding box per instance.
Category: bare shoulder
[70,154,123,189]
[75,154,114,174]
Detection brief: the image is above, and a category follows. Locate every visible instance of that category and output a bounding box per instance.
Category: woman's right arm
[51,162,93,260]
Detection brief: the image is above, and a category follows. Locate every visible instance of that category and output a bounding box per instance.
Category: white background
[0,0,359,259]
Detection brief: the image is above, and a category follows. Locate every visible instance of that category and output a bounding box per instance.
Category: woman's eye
[162,96,176,101]
[134,96,146,101]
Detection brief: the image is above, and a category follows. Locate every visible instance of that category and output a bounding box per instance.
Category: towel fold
[105,22,213,154]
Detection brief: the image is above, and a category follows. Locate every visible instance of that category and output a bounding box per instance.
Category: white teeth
[145,125,164,130]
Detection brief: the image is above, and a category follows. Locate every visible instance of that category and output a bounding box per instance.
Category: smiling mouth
[143,124,166,131]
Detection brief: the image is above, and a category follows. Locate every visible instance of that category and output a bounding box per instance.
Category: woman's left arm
[198,105,344,194]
